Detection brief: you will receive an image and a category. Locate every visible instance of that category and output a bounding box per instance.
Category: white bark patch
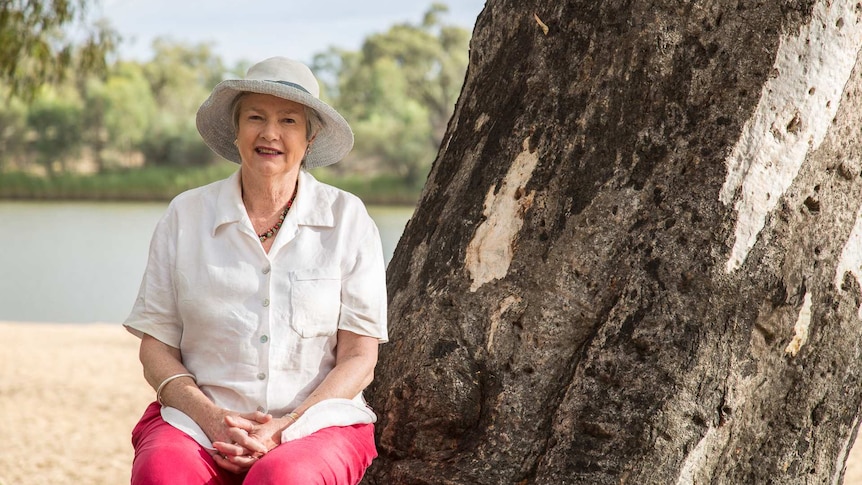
[832,414,861,485]
[475,113,490,131]
[784,291,813,356]
[466,138,539,292]
[676,425,730,485]
[720,1,862,272]
[835,203,862,318]
[487,295,522,352]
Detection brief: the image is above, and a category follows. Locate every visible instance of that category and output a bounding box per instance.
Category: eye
[248,114,264,121]
[281,117,296,124]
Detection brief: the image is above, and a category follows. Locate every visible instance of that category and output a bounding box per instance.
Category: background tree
[82,61,157,171]
[26,85,85,175]
[365,1,862,483]
[0,0,117,98]
[139,40,224,167]
[313,3,470,188]
[0,94,29,172]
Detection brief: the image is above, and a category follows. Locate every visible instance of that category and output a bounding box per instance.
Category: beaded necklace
[257,183,298,243]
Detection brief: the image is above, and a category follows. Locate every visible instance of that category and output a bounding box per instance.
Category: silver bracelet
[156,373,196,405]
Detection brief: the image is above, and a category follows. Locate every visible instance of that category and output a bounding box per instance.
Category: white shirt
[125,169,388,447]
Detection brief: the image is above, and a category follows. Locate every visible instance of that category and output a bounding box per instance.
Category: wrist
[155,373,196,405]
[199,408,231,442]
[285,411,300,424]
[274,411,300,434]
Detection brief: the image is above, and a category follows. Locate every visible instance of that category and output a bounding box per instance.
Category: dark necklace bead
[257,183,298,243]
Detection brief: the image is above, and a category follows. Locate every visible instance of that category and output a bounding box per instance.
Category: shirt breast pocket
[290,267,342,338]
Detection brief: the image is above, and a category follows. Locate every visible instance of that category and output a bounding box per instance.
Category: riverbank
[1,321,860,485]
[0,166,421,206]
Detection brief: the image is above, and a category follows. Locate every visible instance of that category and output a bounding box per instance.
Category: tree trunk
[364,1,862,483]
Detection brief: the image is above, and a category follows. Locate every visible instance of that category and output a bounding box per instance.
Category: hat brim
[196,79,354,169]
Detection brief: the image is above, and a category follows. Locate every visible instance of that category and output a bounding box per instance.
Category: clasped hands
[210,410,289,473]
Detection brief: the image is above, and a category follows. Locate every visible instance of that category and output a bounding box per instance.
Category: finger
[218,426,267,455]
[228,426,252,444]
[238,411,272,423]
[211,444,261,472]
[228,453,259,468]
[224,415,252,433]
[227,428,268,454]
[224,414,256,430]
[212,440,247,457]
[212,452,247,473]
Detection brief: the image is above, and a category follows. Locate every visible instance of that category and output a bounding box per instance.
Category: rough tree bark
[364,1,862,483]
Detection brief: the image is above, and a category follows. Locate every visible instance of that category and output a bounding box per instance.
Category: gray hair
[230,92,325,142]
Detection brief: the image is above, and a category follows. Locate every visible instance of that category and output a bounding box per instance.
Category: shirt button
[262,298,270,307]
[257,372,266,380]
[257,406,266,413]
[262,266,271,275]
[260,335,269,343]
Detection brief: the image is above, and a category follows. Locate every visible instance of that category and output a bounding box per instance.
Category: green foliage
[0,164,418,205]
[311,168,422,205]
[83,61,157,169]
[0,164,236,200]
[0,2,472,203]
[0,39,223,171]
[139,40,224,167]
[141,119,216,167]
[143,39,224,115]
[26,85,85,174]
[0,0,118,99]
[0,93,29,171]
[313,3,470,188]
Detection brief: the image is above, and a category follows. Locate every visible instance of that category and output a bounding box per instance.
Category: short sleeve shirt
[124,169,388,417]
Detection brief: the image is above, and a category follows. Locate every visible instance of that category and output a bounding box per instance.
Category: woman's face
[235,93,311,176]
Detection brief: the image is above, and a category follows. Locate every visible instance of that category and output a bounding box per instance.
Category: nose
[260,119,279,141]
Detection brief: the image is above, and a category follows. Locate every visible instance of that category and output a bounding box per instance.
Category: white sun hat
[195,56,354,169]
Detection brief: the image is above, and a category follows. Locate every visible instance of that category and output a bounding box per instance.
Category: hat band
[268,80,311,95]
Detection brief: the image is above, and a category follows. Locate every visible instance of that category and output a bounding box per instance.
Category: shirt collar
[212,169,335,237]
[291,171,336,228]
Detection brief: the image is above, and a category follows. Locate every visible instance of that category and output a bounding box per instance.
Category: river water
[0,201,413,324]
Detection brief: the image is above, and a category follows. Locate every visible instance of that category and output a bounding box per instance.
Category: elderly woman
[124,57,387,485]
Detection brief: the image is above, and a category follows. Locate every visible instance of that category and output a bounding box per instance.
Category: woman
[124,57,388,485]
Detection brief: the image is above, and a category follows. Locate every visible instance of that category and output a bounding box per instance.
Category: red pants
[130,402,377,485]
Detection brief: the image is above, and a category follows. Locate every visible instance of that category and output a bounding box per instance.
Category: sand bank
[0,322,152,485]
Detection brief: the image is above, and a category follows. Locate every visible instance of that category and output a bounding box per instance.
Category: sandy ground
[0,322,152,485]
[1,321,862,484]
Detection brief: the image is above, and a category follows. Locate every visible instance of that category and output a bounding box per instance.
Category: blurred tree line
[0,2,470,198]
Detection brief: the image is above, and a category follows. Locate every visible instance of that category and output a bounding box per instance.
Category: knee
[244,461,324,485]
[131,446,216,485]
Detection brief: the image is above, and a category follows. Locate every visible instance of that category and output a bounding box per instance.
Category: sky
[92,0,487,66]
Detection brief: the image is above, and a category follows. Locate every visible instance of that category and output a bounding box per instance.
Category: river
[0,201,413,324]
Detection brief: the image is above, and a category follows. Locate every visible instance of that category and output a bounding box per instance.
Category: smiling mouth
[256,147,283,155]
